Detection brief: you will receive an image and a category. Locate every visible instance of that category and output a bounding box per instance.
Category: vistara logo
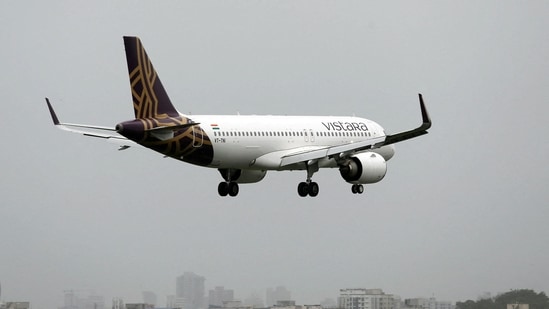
[321,121,369,132]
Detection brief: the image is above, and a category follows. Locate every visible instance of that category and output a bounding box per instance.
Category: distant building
[60,290,105,309]
[507,305,528,309]
[126,304,154,309]
[272,301,321,309]
[113,298,125,309]
[167,295,182,309]
[210,300,253,309]
[243,292,265,308]
[0,303,30,309]
[211,299,320,309]
[209,287,234,307]
[404,298,454,309]
[176,272,206,309]
[266,287,291,307]
[320,298,337,309]
[338,289,396,309]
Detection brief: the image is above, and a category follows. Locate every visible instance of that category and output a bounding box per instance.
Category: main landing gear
[218,181,239,197]
[297,181,319,197]
[297,160,320,197]
[218,169,240,197]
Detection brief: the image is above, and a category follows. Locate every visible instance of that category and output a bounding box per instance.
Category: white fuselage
[190,114,393,170]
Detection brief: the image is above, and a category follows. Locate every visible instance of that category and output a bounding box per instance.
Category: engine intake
[339,152,387,184]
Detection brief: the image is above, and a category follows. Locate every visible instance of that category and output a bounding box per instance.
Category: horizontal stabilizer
[45,98,135,148]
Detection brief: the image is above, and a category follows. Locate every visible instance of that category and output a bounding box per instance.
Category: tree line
[457,290,549,309]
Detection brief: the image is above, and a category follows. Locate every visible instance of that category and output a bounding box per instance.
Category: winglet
[381,93,432,146]
[46,98,60,125]
[418,93,432,130]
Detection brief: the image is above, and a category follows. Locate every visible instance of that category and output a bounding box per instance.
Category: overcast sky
[1,1,548,308]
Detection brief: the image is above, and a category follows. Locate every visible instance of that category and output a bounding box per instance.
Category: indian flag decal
[211,124,220,130]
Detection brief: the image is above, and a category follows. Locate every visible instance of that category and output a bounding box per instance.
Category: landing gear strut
[297,160,320,197]
[351,184,364,194]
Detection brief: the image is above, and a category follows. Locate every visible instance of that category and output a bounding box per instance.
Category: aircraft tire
[298,182,309,197]
[228,182,239,197]
[218,182,229,196]
[356,184,364,194]
[308,182,319,197]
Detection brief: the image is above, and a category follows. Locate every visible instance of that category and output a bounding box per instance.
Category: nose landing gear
[351,184,364,194]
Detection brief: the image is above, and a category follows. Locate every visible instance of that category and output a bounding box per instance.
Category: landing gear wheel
[351,184,364,194]
[298,182,309,197]
[218,182,229,196]
[308,182,319,197]
[228,182,239,197]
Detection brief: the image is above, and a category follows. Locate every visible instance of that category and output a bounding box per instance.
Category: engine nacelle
[339,152,387,184]
[219,169,267,184]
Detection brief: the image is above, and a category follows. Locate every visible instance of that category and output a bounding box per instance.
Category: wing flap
[280,137,385,166]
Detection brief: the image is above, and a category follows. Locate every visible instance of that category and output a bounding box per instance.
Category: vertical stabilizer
[124,36,180,119]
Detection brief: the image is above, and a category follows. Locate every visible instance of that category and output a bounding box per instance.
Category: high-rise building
[208,287,234,307]
[176,272,206,309]
[338,289,396,309]
[266,287,291,306]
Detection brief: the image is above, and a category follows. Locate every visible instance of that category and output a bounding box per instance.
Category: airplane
[46,36,431,197]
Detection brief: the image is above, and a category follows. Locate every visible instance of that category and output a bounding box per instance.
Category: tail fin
[124,36,180,119]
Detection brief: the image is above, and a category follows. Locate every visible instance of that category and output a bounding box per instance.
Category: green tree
[494,289,549,309]
[457,290,549,309]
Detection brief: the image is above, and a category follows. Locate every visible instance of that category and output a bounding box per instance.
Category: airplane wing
[279,94,431,166]
[46,98,136,149]
[280,137,386,166]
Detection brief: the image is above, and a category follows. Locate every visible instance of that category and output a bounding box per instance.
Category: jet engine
[339,152,387,184]
[219,169,267,184]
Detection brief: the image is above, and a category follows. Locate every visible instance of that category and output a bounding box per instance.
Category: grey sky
[1,1,548,308]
